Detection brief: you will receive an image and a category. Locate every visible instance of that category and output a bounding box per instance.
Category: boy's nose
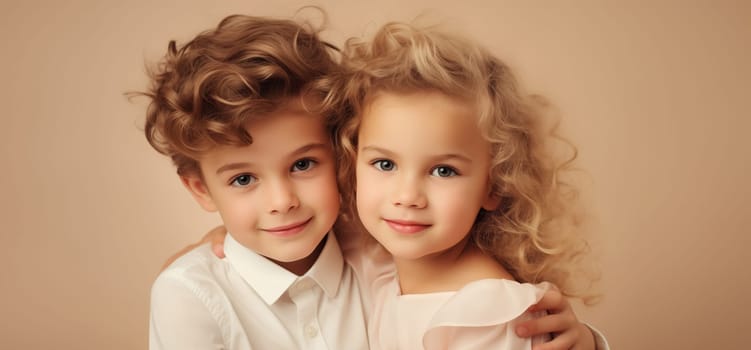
[267,179,300,214]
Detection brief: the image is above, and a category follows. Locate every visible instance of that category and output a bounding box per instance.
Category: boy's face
[355,91,499,262]
[182,107,339,273]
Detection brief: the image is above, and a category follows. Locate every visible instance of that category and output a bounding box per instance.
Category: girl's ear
[180,175,218,212]
[481,192,501,211]
[481,176,502,211]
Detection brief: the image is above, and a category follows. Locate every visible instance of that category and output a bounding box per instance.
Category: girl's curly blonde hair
[329,22,598,303]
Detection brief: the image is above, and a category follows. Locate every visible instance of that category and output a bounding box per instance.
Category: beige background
[1,0,749,349]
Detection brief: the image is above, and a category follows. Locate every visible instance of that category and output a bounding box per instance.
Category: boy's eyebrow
[360,145,472,163]
[290,142,329,157]
[216,162,252,176]
[215,142,329,175]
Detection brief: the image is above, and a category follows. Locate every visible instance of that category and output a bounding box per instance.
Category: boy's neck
[272,235,328,276]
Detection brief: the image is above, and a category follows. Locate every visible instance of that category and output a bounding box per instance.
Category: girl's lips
[263,218,312,237]
[384,219,431,234]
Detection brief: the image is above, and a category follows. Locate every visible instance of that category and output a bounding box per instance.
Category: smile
[262,218,312,237]
[383,219,431,234]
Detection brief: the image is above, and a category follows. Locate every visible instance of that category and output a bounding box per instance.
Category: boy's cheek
[315,177,342,206]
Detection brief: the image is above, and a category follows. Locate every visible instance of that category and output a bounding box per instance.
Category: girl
[330,22,600,349]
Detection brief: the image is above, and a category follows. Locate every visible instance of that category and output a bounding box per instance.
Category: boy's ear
[180,175,218,212]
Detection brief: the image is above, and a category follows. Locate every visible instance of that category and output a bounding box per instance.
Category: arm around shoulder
[149,271,226,350]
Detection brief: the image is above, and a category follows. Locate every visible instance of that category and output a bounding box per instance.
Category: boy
[143,14,368,349]
[143,12,607,350]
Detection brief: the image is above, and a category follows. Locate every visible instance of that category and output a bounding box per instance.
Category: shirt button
[305,324,318,338]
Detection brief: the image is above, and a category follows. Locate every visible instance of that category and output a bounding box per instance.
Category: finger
[530,330,576,350]
[516,313,573,337]
[527,289,566,314]
[212,242,226,258]
[204,225,228,242]
[205,225,227,258]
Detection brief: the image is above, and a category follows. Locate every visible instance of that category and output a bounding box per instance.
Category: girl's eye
[231,174,256,187]
[431,166,458,177]
[292,159,316,172]
[373,159,396,172]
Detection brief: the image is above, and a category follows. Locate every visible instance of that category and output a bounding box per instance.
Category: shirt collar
[306,232,344,298]
[224,232,344,305]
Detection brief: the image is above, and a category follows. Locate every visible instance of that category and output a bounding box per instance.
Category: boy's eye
[292,159,316,172]
[372,159,396,172]
[231,174,256,187]
[431,166,458,177]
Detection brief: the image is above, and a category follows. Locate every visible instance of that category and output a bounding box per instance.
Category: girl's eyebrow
[431,154,472,164]
[359,145,395,156]
[215,142,328,175]
[360,145,472,163]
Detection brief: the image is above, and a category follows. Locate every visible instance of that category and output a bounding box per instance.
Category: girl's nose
[392,176,427,209]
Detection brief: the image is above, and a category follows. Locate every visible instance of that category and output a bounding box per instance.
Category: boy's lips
[383,219,431,234]
[262,218,312,237]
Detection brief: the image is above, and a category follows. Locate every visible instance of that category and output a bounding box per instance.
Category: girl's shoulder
[456,247,514,281]
[434,247,516,292]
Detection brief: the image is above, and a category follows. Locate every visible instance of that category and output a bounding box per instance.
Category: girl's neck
[393,237,515,295]
[393,237,471,294]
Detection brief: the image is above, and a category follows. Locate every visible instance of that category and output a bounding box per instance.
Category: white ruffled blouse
[363,246,551,349]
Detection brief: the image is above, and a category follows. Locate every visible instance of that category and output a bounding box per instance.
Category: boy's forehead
[198,111,333,168]
[240,95,324,125]
[274,93,325,114]
[244,105,326,132]
[192,95,332,165]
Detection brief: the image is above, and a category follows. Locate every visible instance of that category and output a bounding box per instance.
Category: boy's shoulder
[162,243,220,271]
[149,243,239,347]
[153,243,227,292]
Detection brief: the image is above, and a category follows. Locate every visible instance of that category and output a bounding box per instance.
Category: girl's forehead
[364,90,475,114]
[365,88,473,105]
[360,90,480,131]
[358,91,490,152]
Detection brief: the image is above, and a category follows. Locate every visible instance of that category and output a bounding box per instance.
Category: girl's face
[355,90,499,261]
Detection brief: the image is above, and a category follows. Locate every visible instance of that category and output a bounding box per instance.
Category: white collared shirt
[149,233,369,350]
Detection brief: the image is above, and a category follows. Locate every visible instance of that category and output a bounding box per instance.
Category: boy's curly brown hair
[138,14,340,177]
